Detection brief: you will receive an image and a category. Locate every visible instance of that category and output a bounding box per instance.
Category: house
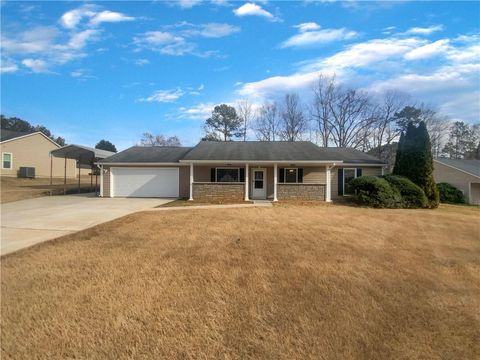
[98,141,385,202]
[433,158,480,205]
[0,130,77,178]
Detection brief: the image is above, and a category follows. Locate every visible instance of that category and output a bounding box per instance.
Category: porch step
[252,200,273,207]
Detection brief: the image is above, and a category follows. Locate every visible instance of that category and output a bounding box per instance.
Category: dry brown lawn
[0,176,95,203]
[1,204,479,359]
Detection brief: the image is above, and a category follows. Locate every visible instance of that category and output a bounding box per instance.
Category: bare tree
[371,90,409,157]
[139,132,181,146]
[311,74,335,147]
[279,94,308,141]
[327,86,375,149]
[254,101,280,141]
[418,104,451,158]
[236,99,255,141]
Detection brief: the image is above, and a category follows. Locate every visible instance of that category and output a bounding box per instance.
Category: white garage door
[111,167,179,198]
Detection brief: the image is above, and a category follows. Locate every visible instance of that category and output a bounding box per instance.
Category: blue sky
[1,1,479,150]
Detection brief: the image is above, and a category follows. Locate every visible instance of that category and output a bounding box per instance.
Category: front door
[251,169,267,199]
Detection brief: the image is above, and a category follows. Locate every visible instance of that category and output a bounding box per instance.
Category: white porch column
[244,163,249,201]
[100,164,104,197]
[273,163,278,202]
[189,163,194,201]
[381,166,385,175]
[325,165,332,202]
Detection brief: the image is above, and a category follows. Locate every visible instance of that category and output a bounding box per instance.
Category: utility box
[18,167,35,178]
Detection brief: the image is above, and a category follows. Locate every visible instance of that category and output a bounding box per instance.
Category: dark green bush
[350,176,402,208]
[382,175,428,208]
[437,183,465,204]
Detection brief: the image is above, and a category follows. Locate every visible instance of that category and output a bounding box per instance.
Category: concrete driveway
[1,194,172,256]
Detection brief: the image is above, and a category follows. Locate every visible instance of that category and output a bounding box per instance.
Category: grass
[1,204,479,359]
[0,176,96,203]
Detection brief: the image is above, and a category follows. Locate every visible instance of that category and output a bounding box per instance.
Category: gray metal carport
[50,145,115,194]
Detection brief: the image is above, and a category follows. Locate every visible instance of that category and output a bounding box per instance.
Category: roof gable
[0,130,60,147]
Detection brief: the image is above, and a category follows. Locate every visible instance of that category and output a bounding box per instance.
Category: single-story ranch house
[433,158,480,205]
[98,141,385,202]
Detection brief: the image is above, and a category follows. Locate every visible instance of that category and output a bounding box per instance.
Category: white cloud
[281,27,358,48]
[319,38,423,69]
[185,23,240,38]
[134,22,238,57]
[198,84,204,90]
[294,22,321,32]
[89,11,135,26]
[178,102,215,120]
[60,5,134,28]
[0,59,18,73]
[70,69,96,79]
[60,5,97,29]
[233,3,277,20]
[66,29,100,50]
[21,58,49,73]
[404,39,450,60]
[238,33,479,123]
[134,31,196,56]
[2,5,134,73]
[135,58,150,66]
[139,88,185,103]
[1,26,59,53]
[405,24,443,35]
[175,0,203,9]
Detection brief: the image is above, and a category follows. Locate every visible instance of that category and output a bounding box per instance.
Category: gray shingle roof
[99,146,193,163]
[435,158,480,178]
[99,142,385,164]
[180,141,385,164]
[1,129,34,142]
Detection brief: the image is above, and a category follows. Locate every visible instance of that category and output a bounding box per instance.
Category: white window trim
[284,167,298,183]
[215,167,241,183]
[2,152,13,170]
[343,167,357,196]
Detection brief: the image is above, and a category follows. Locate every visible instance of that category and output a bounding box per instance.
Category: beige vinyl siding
[303,167,326,184]
[103,169,111,197]
[178,166,189,198]
[1,133,77,178]
[193,165,212,182]
[471,183,480,205]
[433,161,480,204]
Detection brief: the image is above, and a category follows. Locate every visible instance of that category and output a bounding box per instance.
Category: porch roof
[180,141,385,164]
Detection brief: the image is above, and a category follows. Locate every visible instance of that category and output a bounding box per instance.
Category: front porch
[187,163,333,202]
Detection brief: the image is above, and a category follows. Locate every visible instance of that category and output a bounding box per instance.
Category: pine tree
[393,121,439,208]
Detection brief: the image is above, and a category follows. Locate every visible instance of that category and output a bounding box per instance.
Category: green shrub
[350,176,402,208]
[437,183,465,204]
[382,175,428,208]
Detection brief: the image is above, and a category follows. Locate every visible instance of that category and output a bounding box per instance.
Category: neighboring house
[0,130,77,178]
[433,158,480,205]
[98,141,385,202]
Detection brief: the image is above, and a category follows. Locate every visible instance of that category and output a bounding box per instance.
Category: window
[285,168,297,183]
[254,170,264,189]
[216,168,240,182]
[2,153,12,169]
[343,168,357,195]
